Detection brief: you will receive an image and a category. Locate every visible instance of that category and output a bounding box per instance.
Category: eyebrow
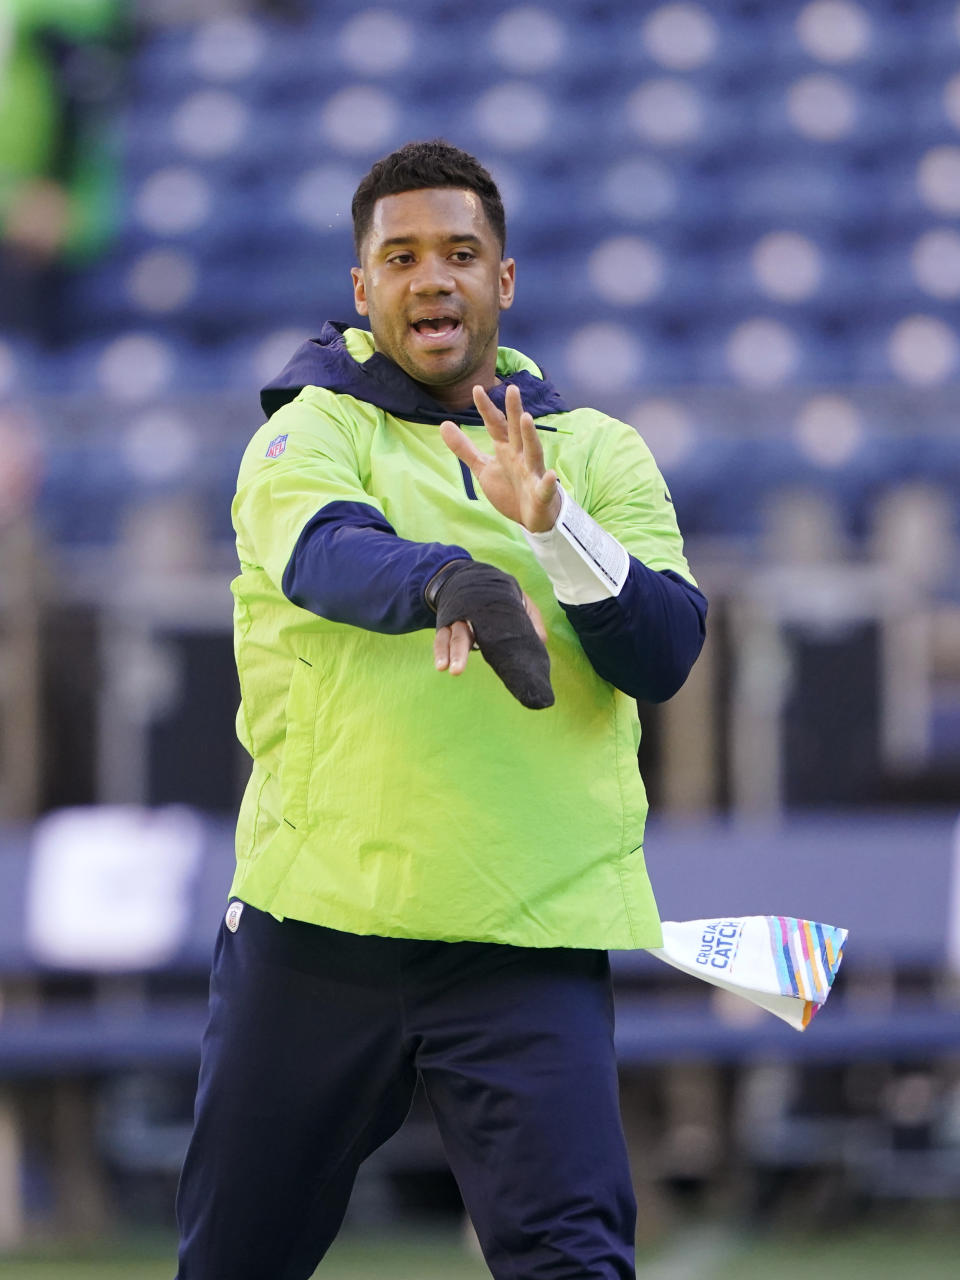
[376,233,485,251]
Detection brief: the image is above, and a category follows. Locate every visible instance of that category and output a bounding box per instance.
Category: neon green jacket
[230,325,701,949]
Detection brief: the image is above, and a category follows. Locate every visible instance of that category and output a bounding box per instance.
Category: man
[176,139,707,1280]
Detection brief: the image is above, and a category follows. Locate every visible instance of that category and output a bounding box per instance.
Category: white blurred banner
[26,805,204,970]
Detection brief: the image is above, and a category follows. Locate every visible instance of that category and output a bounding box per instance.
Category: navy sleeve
[281,500,471,633]
[559,562,707,703]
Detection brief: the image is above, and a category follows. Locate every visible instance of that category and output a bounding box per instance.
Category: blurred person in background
[0,0,125,344]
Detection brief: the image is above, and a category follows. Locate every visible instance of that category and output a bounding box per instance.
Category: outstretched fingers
[471,385,543,472]
[439,420,490,479]
[472,385,509,443]
[519,406,548,476]
[503,383,524,455]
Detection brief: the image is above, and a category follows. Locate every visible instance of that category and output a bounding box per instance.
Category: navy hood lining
[260,321,568,425]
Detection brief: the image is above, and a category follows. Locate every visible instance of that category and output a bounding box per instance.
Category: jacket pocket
[276,656,322,832]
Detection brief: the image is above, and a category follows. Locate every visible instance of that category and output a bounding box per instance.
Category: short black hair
[351,139,506,259]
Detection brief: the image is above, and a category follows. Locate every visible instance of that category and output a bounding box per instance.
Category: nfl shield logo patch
[265,433,288,458]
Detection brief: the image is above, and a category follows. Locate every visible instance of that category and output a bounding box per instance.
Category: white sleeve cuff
[522,484,630,605]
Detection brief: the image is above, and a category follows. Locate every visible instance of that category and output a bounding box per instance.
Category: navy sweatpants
[175,904,636,1279]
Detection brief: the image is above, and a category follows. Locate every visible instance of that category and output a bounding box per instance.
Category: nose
[409,252,455,294]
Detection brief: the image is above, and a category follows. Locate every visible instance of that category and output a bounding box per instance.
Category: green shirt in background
[0,0,123,256]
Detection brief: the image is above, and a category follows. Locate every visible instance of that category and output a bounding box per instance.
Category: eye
[451,250,476,262]
[388,252,414,265]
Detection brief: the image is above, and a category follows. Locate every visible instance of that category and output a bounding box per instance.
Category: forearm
[560,564,706,702]
[522,485,706,701]
[282,501,470,633]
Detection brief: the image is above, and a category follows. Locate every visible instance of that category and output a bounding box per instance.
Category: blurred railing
[0,809,958,1242]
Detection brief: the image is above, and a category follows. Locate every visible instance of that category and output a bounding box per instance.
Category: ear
[498,257,516,312]
[351,266,368,316]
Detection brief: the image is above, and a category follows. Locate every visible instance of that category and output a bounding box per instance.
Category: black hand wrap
[430,560,554,710]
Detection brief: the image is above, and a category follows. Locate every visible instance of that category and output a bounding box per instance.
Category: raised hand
[439,383,561,533]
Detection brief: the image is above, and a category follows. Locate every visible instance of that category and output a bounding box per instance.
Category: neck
[414,345,500,413]
[422,375,500,413]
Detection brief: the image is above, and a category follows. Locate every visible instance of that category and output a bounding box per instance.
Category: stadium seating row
[5,2,960,556]
[13,377,959,549]
[2,809,958,1072]
[67,3,960,366]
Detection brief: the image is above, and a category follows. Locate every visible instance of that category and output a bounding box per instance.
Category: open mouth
[410,316,462,344]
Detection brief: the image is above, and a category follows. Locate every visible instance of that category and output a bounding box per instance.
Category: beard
[370,306,500,391]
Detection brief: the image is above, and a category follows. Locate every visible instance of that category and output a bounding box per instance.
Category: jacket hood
[261,321,568,424]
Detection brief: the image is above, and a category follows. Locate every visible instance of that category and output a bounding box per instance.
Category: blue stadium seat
[725,151,882,225]
[691,313,854,386]
[35,0,960,555]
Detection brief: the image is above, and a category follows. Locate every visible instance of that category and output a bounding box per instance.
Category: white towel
[649,916,848,1030]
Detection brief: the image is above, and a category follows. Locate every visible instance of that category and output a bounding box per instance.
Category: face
[351,187,515,409]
